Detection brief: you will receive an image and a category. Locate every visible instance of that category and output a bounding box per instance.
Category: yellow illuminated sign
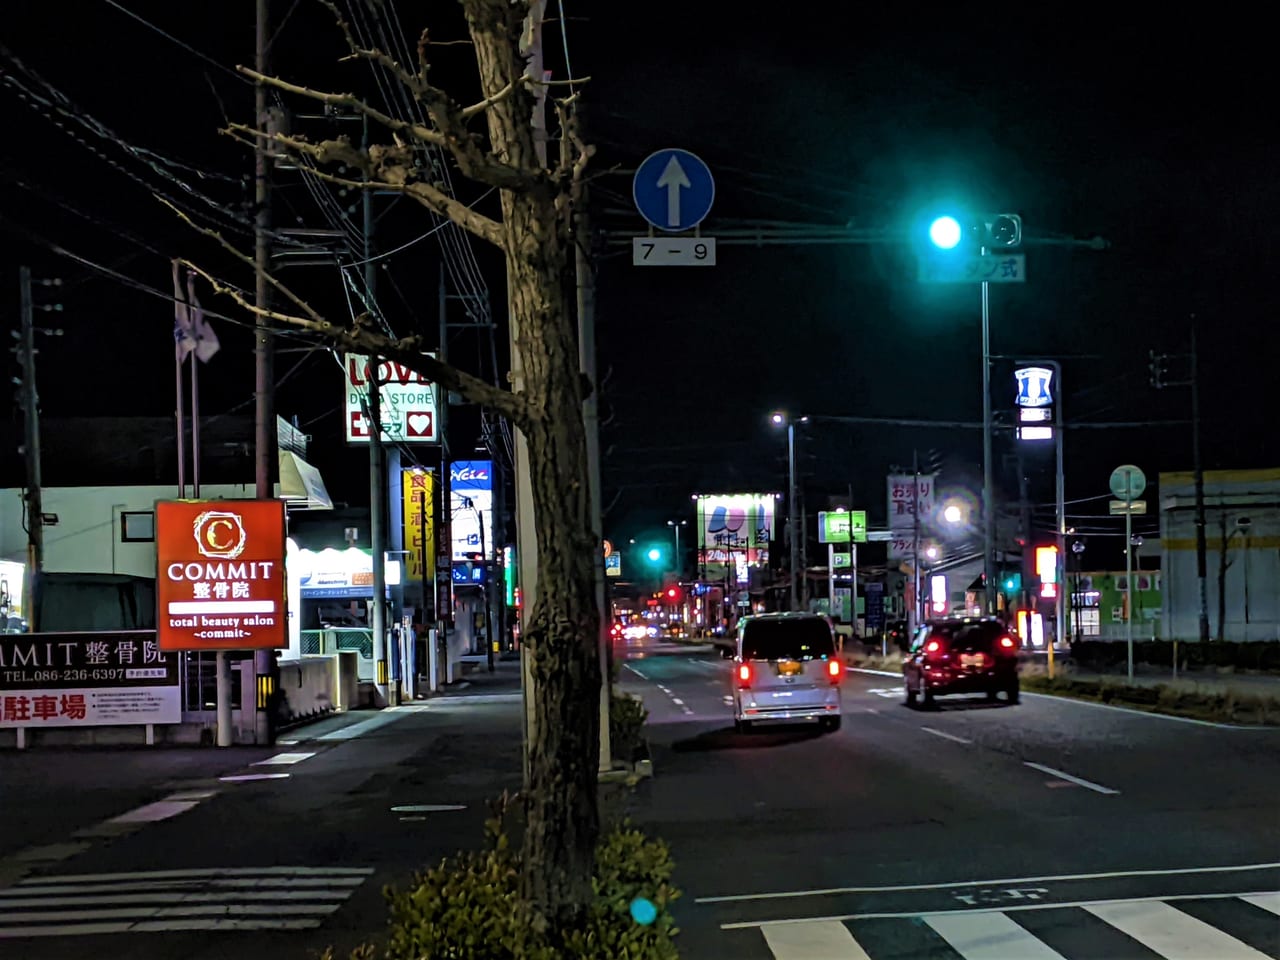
[403,470,436,581]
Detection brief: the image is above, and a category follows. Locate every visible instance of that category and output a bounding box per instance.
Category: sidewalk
[1047,662,1280,699]
[427,654,523,699]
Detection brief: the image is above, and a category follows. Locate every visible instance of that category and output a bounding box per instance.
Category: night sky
[2,4,1276,571]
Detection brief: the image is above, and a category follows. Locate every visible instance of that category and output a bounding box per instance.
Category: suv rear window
[741,618,835,661]
[916,621,1005,653]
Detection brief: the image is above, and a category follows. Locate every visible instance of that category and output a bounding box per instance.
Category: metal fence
[300,629,374,681]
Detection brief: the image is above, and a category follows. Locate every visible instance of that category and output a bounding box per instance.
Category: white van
[731,613,843,732]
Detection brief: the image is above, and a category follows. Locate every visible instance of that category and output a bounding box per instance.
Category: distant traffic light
[928,213,1022,250]
[984,214,1022,248]
[928,216,963,250]
[644,546,664,567]
[1148,349,1169,389]
[1002,573,1022,594]
[664,585,683,604]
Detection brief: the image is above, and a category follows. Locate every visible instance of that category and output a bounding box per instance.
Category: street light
[928,212,1022,616]
[666,520,687,577]
[942,503,964,526]
[770,412,809,611]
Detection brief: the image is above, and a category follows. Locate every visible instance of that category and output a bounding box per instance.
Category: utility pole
[786,421,799,611]
[1190,325,1209,644]
[363,112,390,708]
[912,449,921,629]
[248,0,276,747]
[16,266,53,628]
[575,165,611,773]
[437,267,453,690]
[981,251,996,615]
[1150,322,1208,643]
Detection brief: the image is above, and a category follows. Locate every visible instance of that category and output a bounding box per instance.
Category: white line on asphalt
[719,889,1280,929]
[162,790,217,802]
[1086,899,1273,959]
[217,773,291,783]
[0,885,360,901]
[848,667,903,678]
[920,726,973,745]
[275,739,300,745]
[0,918,325,937]
[1241,892,1280,916]
[316,710,410,740]
[390,804,466,813]
[671,698,684,705]
[1023,761,1120,795]
[625,665,649,680]
[19,866,374,884]
[1020,690,1277,730]
[425,693,523,704]
[694,861,1280,904]
[761,919,872,959]
[926,910,1069,959]
[107,801,198,825]
[253,751,317,766]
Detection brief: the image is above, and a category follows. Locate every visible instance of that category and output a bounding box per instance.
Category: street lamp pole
[667,520,686,578]
[787,421,799,611]
[981,256,996,616]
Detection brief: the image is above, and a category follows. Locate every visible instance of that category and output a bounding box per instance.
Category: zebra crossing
[742,893,1280,959]
[0,865,375,938]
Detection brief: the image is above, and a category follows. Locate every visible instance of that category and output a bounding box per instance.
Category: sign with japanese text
[402,469,436,581]
[1,631,180,728]
[156,500,287,651]
[918,253,1026,284]
[695,494,774,583]
[344,354,439,444]
[887,474,938,534]
[818,510,868,544]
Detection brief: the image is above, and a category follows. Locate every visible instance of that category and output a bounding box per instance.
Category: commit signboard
[156,500,288,652]
[0,631,180,728]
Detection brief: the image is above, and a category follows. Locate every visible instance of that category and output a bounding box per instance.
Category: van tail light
[737,662,753,688]
[827,658,842,683]
[924,639,947,662]
[998,635,1017,651]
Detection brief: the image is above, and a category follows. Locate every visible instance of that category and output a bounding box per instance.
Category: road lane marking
[718,889,1280,928]
[925,910,1068,959]
[761,919,871,959]
[624,665,649,680]
[0,866,376,937]
[253,751,316,766]
[218,773,290,783]
[1085,899,1272,959]
[848,667,903,678]
[390,804,466,813]
[1241,892,1280,916]
[920,726,972,745]
[1018,691,1278,730]
[108,801,199,824]
[865,688,901,699]
[694,861,1280,903]
[315,710,412,741]
[1022,761,1119,795]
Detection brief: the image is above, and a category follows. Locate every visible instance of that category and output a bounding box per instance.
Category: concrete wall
[278,653,359,722]
[1,484,256,577]
[1160,469,1280,642]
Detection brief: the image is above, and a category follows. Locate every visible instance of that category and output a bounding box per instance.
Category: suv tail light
[998,635,1018,652]
[736,662,753,688]
[924,638,947,662]
[827,658,842,683]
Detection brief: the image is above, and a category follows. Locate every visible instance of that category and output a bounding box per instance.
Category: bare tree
[177,0,601,930]
[1215,513,1235,643]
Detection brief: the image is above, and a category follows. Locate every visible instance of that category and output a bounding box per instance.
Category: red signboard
[156,500,287,651]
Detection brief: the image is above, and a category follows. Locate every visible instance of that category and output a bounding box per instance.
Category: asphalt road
[2,642,1277,960]
[615,638,1280,960]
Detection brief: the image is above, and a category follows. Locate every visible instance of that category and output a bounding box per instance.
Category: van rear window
[741,618,835,660]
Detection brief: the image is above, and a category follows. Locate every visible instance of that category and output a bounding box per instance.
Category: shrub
[610,692,649,762]
[328,795,680,960]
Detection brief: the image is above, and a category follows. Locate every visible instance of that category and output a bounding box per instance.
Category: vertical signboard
[887,474,937,560]
[156,500,287,651]
[1,632,181,727]
[402,469,436,582]
[695,494,774,584]
[449,460,493,561]
[1015,365,1055,441]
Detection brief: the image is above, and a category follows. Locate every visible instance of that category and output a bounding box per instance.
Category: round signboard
[1109,464,1147,501]
[602,539,613,559]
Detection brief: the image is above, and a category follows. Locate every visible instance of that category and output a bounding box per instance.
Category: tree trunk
[464,1,602,929]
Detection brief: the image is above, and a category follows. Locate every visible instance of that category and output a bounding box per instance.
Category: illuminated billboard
[695,493,775,585]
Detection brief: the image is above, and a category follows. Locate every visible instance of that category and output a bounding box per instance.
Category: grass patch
[1020,673,1280,725]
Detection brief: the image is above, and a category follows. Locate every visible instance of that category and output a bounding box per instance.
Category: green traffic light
[646,547,663,564]
[929,216,962,250]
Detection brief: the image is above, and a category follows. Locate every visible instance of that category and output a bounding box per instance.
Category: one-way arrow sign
[633,148,714,232]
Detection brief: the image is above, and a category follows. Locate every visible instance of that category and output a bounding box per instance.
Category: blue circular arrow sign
[632,148,715,232]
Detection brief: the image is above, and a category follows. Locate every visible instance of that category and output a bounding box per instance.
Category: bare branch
[158,195,325,324]
[237,66,445,148]
[225,125,504,246]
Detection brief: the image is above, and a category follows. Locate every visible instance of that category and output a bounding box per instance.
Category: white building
[1160,468,1280,642]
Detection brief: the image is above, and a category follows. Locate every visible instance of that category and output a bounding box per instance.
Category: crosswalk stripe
[0,866,373,938]
[761,920,872,960]
[924,911,1069,960]
[1241,892,1280,917]
[1084,900,1273,960]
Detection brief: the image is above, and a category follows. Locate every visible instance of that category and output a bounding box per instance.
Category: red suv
[903,617,1020,707]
